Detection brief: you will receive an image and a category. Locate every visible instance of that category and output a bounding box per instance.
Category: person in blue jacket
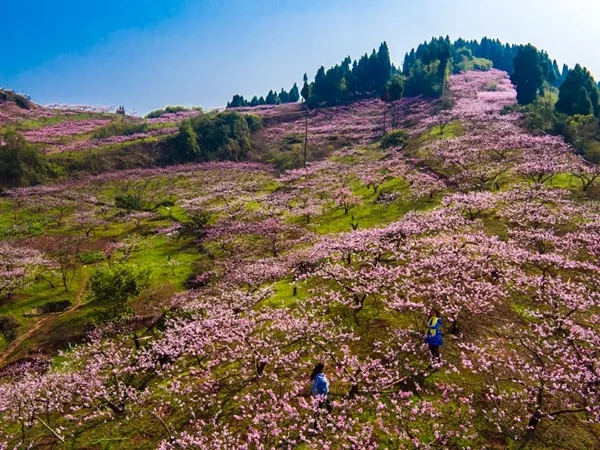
[424,309,443,361]
[310,362,332,414]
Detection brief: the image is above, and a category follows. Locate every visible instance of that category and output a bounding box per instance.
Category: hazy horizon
[1,0,599,114]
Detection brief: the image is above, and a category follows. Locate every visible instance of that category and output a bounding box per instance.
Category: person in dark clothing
[424,309,443,362]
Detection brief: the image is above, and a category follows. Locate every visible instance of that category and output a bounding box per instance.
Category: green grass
[309,177,435,235]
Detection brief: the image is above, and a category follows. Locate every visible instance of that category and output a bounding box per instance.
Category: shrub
[115,194,144,211]
[163,111,255,164]
[145,105,202,119]
[38,301,72,313]
[89,264,151,308]
[244,114,263,132]
[78,251,104,265]
[0,316,19,341]
[180,210,212,239]
[154,199,175,208]
[0,90,31,109]
[92,120,149,139]
[381,129,410,149]
[0,131,49,187]
[455,57,493,74]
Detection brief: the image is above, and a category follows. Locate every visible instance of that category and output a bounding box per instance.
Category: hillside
[0,67,599,449]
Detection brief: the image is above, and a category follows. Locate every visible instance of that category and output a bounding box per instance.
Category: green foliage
[244,114,263,132]
[144,105,202,119]
[0,316,19,341]
[0,89,31,109]
[228,82,300,108]
[289,82,300,103]
[89,264,150,308]
[405,60,444,97]
[381,129,410,148]
[511,44,544,105]
[301,77,311,103]
[0,220,46,238]
[573,87,594,116]
[180,210,211,239]
[165,111,256,163]
[171,122,200,162]
[115,193,144,211]
[556,64,600,117]
[78,251,105,265]
[524,98,600,158]
[0,130,49,187]
[92,304,136,327]
[385,75,405,101]
[299,42,392,107]
[92,120,149,139]
[457,57,493,73]
[402,36,451,97]
[263,147,306,171]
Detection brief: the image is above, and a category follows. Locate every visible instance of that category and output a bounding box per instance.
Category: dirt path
[0,273,91,367]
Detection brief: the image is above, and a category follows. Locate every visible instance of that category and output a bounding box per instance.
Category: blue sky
[1,0,599,114]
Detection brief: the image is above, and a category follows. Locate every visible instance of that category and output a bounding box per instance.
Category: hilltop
[0,37,600,449]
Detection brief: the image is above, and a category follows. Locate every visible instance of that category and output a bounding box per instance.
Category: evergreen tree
[227,94,248,108]
[250,96,259,107]
[265,90,278,105]
[386,75,404,101]
[289,83,300,103]
[301,77,311,103]
[258,96,266,106]
[403,49,416,75]
[510,44,544,105]
[376,41,392,92]
[279,88,289,104]
[573,87,594,116]
[556,64,599,116]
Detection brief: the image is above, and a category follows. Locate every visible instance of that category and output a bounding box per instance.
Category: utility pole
[303,108,309,167]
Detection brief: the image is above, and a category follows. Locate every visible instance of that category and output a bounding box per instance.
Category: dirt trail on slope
[0,273,91,367]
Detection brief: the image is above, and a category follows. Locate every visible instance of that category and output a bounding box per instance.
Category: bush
[89,264,150,308]
[38,301,72,313]
[163,111,256,164]
[0,90,31,109]
[381,130,410,149]
[244,114,263,132]
[0,131,50,187]
[180,210,212,239]
[92,120,149,139]
[0,316,19,341]
[115,194,144,211]
[78,251,104,265]
[154,199,175,208]
[91,304,136,327]
[145,105,202,119]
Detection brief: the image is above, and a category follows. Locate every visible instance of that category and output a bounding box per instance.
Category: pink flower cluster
[20,119,111,144]
[49,127,178,154]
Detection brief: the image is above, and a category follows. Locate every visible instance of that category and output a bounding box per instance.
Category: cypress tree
[510,44,544,105]
[279,88,289,104]
[573,87,594,116]
[376,41,392,91]
[289,83,300,103]
[301,75,311,103]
